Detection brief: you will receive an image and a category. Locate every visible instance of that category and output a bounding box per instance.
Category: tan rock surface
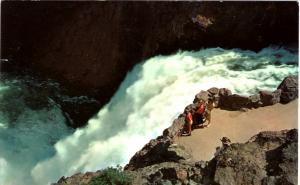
[176,100,298,161]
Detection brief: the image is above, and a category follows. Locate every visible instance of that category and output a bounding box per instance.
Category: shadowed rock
[2,2,298,127]
[259,89,281,106]
[163,116,186,138]
[124,138,192,171]
[219,94,250,110]
[219,88,233,97]
[277,76,298,104]
[249,94,263,108]
[59,129,296,185]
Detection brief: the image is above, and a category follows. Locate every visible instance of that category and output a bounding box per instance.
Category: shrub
[88,166,132,185]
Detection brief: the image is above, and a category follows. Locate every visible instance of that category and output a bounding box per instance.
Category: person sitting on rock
[182,111,193,136]
[192,100,206,129]
[203,98,214,127]
[194,98,215,128]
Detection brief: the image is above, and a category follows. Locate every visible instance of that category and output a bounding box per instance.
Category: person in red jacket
[193,100,206,129]
[182,111,193,136]
[195,99,214,128]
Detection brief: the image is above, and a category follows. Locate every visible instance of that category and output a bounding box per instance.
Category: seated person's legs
[203,110,211,127]
[192,113,205,129]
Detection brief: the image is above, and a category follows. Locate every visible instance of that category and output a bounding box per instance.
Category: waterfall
[0,47,297,185]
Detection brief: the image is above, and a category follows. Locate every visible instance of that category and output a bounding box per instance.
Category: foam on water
[0,77,74,185]
[0,47,298,185]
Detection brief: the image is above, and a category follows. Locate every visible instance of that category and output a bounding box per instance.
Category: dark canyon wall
[1,1,298,126]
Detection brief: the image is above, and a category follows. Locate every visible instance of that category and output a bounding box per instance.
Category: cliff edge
[53,76,298,185]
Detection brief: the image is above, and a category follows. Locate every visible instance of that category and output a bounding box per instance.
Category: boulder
[259,89,281,106]
[277,76,298,103]
[193,90,210,103]
[249,94,263,108]
[213,143,267,185]
[136,162,195,185]
[218,88,232,97]
[219,94,250,110]
[210,129,298,185]
[208,87,221,107]
[212,94,221,108]
[248,129,297,149]
[166,144,192,162]
[125,138,192,171]
[124,138,172,171]
[250,129,298,185]
[183,104,198,114]
[163,116,186,138]
[207,87,219,96]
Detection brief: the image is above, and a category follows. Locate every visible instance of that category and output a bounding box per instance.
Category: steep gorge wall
[1,2,298,125]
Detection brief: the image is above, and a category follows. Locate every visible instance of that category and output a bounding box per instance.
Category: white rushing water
[0,77,74,185]
[0,47,298,185]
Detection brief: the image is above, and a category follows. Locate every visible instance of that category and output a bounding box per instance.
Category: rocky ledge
[161,75,298,140]
[130,129,298,185]
[54,129,297,185]
[54,76,298,185]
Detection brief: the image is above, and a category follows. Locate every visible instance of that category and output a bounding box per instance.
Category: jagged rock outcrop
[54,129,298,185]
[2,2,298,126]
[53,76,298,185]
[125,76,298,174]
[125,76,297,134]
[125,138,192,171]
[163,116,186,139]
[53,171,103,185]
[131,129,298,185]
[209,76,297,111]
[207,129,298,185]
[164,76,297,137]
[259,89,282,106]
[134,162,195,185]
[219,94,251,110]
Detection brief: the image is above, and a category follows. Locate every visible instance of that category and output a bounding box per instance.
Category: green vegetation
[88,166,132,185]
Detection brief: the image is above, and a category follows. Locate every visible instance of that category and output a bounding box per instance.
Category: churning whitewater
[0,76,74,185]
[0,47,298,185]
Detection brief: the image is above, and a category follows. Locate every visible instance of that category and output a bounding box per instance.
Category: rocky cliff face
[135,129,298,185]
[54,129,298,185]
[1,2,298,126]
[158,76,298,141]
[53,76,298,185]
